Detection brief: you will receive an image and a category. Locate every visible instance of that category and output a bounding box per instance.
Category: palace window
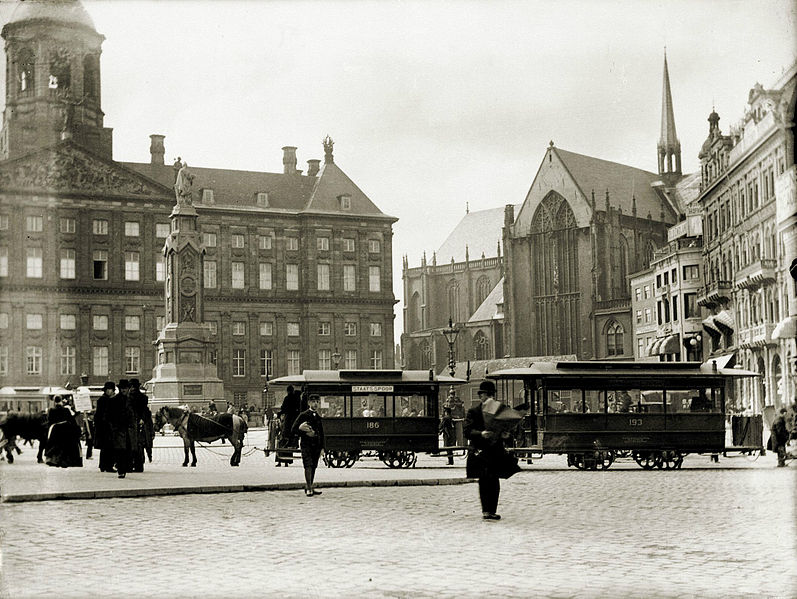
[156,255,166,282]
[256,192,269,207]
[287,350,301,375]
[370,349,383,370]
[345,350,357,369]
[60,346,75,376]
[343,238,355,252]
[26,346,42,375]
[287,322,299,337]
[317,237,330,251]
[343,265,356,291]
[26,314,42,330]
[203,232,217,247]
[93,250,108,280]
[232,322,245,336]
[369,266,381,292]
[370,323,382,337]
[92,219,108,235]
[92,346,108,376]
[318,349,331,370]
[232,349,246,377]
[125,221,140,237]
[286,264,299,290]
[0,247,6,277]
[368,239,381,253]
[258,235,272,250]
[204,261,216,288]
[260,322,273,336]
[60,249,76,279]
[318,322,331,336]
[60,314,76,330]
[93,315,108,330]
[27,215,43,232]
[231,234,245,249]
[260,349,273,377]
[231,262,245,288]
[344,322,357,336]
[259,263,272,290]
[124,252,140,281]
[317,264,330,291]
[125,316,140,331]
[286,237,299,251]
[125,347,140,374]
[60,217,75,233]
[27,247,43,278]
[156,223,170,238]
[0,347,7,376]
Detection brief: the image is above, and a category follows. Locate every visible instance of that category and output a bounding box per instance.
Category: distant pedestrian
[439,407,456,465]
[771,408,789,467]
[291,394,325,496]
[107,379,137,478]
[44,396,83,468]
[276,386,301,466]
[129,379,153,472]
[464,380,515,521]
[94,382,116,473]
[208,400,217,415]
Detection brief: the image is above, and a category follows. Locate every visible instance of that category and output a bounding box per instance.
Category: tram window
[319,395,346,418]
[396,394,428,417]
[352,394,386,417]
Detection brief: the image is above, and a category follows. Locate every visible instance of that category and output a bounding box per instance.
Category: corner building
[0,1,397,408]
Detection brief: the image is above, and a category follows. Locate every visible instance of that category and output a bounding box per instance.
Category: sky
[1,0,796,341]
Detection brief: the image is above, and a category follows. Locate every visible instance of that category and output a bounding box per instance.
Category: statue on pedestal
[173,157,194,205]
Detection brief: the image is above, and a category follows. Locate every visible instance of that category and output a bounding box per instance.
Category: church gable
[0,142,172,198]
[513,146,591,237]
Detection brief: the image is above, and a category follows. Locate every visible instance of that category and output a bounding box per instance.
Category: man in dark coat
[129,379,153,472]
[276,385,301,465]
[291,394,325,496]
[439,406,456,465]
[107,379,138,478]
[771,408,790,467]
[464,380,511,520]
[94,381,116,473]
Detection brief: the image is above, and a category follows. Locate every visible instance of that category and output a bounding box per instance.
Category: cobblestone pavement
[1,450,795,599]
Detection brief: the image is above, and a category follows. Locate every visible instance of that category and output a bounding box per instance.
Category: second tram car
[486,360,760,470]
[269,369,465,468]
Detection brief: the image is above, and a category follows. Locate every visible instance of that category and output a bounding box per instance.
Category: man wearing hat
[129,379,153,472]
[106,380,138,478]
[94,382,116,473]
[464,380,509,520]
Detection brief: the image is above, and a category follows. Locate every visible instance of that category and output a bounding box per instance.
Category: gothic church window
[49,49,71,91]
[606,321,624,356]
[83,54,99,99]
[476,276,491,307]
[420,339,432,370]
[473,331,490,361]
[447,282,460,322]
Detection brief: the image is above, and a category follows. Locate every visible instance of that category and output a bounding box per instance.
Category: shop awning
[647,337,663,356]
[702,316,722,335]
[772,316,797,340]
[713,310,735,331]
[660,334,681,355]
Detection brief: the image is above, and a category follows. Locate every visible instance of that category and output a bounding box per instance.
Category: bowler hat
[118,379,130,389]
[478,380,496,395]
[103,381,116,391]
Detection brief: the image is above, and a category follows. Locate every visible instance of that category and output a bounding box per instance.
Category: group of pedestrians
[94,379,154,478]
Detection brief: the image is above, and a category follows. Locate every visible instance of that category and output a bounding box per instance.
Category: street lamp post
[442,318,460,413]
[331,347,342,370]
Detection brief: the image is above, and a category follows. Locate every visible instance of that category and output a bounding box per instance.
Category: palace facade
[0,1,397,408]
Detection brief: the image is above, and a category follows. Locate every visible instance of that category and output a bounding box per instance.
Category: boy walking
[292,394,325,496]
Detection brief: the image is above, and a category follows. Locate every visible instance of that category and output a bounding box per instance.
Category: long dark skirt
[45,421,83,468]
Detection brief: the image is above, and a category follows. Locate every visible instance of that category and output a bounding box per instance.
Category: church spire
[657,49,681,179]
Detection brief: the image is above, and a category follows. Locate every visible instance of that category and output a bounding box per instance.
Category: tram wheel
[325,450,351,468]
[568,453,587,470]
[659,450,684,470]
[344,451,359,468]
[633,450,661,470]
[615,449,632,459]
[596,450,615,470]
[398,450,416,468]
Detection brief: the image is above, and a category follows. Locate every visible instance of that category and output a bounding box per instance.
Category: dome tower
[0,0,112,160]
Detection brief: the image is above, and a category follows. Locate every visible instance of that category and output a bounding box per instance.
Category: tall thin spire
[657,50,681,178]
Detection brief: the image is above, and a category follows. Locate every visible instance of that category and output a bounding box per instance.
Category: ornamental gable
[0,141,171,199]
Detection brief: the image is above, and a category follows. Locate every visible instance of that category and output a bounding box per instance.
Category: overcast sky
[1,0,796,340]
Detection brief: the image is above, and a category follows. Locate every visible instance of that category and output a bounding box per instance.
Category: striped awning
[705,353,736,369]
[772,316,797,340]
[713,310,734,331]
[647,337,664,357]
[702,316,721,335]
[659,334,680,355]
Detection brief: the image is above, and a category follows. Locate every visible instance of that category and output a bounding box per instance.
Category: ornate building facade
[697,63,797,411]
[0,1,397,408]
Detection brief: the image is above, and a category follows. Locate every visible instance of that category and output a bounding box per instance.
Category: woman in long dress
[45,396,83,468]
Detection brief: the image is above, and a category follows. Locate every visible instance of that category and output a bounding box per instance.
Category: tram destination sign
[352,385,394,393]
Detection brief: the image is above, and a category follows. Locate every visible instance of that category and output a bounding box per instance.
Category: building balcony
[737,322,776,348]
[735,259,777,289]
[696,280,733,308]
[593,298,630,314]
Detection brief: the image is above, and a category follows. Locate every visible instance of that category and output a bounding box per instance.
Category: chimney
[282,146,297,174]
[149,134,165,165]
[307,159,321,177]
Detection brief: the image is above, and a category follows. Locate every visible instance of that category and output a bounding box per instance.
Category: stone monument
[147,159,223,408]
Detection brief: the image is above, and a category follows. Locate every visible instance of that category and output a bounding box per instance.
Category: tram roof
[270,369,466,385]
[486,361,759,379]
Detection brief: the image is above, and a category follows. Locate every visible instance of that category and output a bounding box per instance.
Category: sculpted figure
[173,158,194,205]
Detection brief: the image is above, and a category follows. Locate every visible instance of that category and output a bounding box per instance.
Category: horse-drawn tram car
[486,360,761,470]
[269,369,465,468]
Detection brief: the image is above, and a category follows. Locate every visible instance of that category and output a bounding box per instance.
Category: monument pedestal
[146,168,224,408]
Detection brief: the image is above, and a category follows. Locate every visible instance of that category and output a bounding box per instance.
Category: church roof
[436,205,519,263]
[4,0,96,33]
[552,147,665,218]
[468,277,504,323]
[672,171,701,211]
[123,158,395,220]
